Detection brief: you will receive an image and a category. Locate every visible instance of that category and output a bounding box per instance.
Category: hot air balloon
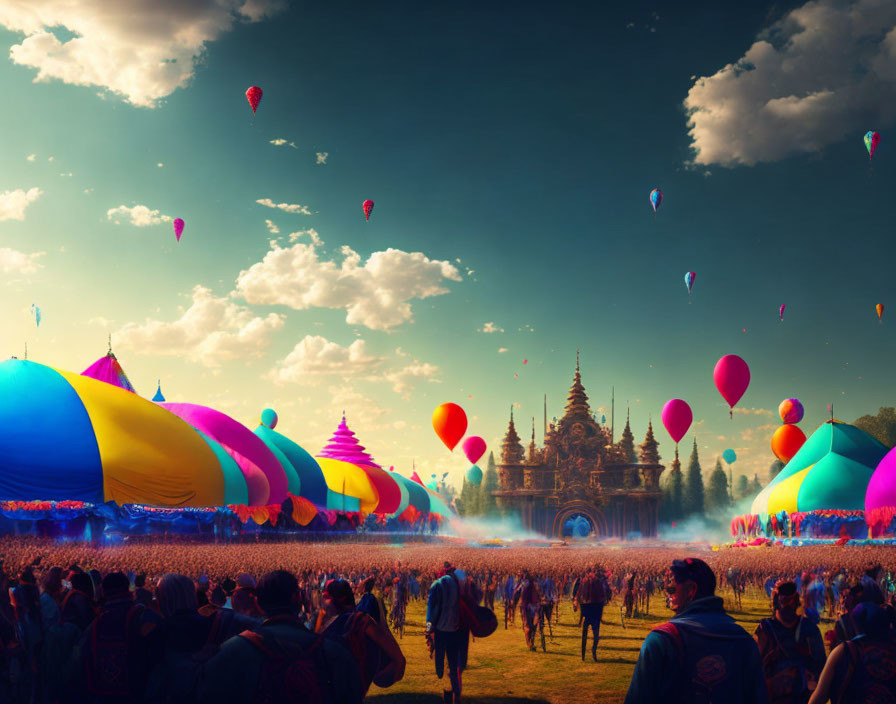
[661,399,692,448]
[722,449,737,464]
[466,464,483,485]
[778,399,804,425]
[649,188,663,213]
[432,403,467,451]
[246,86,263,118]
[684,271,695,297]
[30,304,40,328]
[462,436,486,465]
[865,131,881,161]
[779,304,786,322]
[877,304,884,323]
[772,424,807,463]
[362,200,374,221]
[714,355,750,419]
[260,408,278,429]
[173,218,184,243]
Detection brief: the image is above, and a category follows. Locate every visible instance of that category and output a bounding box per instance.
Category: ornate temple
[493,356,665,538]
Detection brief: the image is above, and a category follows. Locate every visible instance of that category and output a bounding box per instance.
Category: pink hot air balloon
[462,436,487,465]
[246,86,263,115]
[714,355,750,419]
[661,399,693,447]
[779,304,785,322]
[362,199,374,221]
[173,218,184,242]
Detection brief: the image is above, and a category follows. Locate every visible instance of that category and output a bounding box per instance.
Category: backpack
[580,576,606,605]
[834,638,896,704]
[240,630,333,704]
[757,618,808,701]
[85,603,144,697]
[162,610,229,703]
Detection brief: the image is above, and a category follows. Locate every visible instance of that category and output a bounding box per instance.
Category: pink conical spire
[319,412,381,468]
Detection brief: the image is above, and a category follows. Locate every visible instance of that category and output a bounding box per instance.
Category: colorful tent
[0,359,226,506]
[318,414,402,514]
[314,457,378,512]
[81,350,136,394]
[254,422,327,504]
[159,402,294,506]
[151,381,166,403]
[751,420,888,516]
[865,446,896,517]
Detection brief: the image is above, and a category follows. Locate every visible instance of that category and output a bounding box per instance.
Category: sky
[0,0,894,490]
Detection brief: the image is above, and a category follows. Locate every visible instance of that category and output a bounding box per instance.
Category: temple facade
[493,357,664,538]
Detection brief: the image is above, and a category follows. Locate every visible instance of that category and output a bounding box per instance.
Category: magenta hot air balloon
[246,86,263,115]
[661,399,693,448]
[779,304,786,322]
[714,355,750,419]
[362,199,374,221]
[173,218,184,242]
[462,436,486,465]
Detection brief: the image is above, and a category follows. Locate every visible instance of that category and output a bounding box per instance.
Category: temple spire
[562,352,591,421]
[502,406,524,465]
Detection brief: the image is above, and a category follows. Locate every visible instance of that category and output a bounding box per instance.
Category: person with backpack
[577,566,607,662]
[199,570,361,704]
[68,571,163,704]
[809,601,896,703]
[624,557,769,704]
[314,578,405,697]
[754,581,825,704]
[426,563,466,704]
[511,569,542,651]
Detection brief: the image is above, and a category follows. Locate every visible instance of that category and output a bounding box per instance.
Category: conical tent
[751,420,888,516]
[81,351,136,394]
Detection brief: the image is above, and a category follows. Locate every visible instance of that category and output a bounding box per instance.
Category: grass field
[368,589,833,704]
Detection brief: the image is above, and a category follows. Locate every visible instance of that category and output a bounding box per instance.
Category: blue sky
[0,0,894,487]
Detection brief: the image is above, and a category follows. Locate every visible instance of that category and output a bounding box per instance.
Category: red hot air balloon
[362,199,374,221]
[462,436,486,465]
[714,355,750,419]
[771,424,806,463]
[246,86,263,117]
[432,403,467,451]
[173,218,184,242]
[661,399,693,448]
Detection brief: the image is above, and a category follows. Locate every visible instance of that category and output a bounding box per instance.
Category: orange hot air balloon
[877,303,884,323]
[432,402,468,451]
[771,424,807,463]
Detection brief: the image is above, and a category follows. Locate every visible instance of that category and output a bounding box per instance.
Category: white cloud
[269,335,383,383]
[685,0,896,166]
[479,321,503,333]
[83,188,93,194]
[0,0,286,108]
[0,247,43,274]
[47,156,53,162]
[107,204,171,227]
[116,285,285,367]
[265,219,279,234]
[157,162,163,168]
[0,187,42,221]
[270,138,296,148]
[235,240,461,330]
[256,198,311,215]
[315,152,328,165]
[498,347,508,353]
[287,228,323,246]
[26,153,35,162]
[384,361,439,399]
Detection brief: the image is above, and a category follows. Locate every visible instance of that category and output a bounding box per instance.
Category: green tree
[457,478,473,516]
[769,460,785,479]
[854,407,896,448]
[661,459,684,522]
[683,438,704,516]
[479,452,499,518]
[736,474,749,499]
[706,459,730,513]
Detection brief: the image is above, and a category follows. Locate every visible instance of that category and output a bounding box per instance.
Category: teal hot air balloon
[650,188,663,213]
[723,449,737,464]
[684,271,696,298]
[865,131,881,161]
[466,465,483,485]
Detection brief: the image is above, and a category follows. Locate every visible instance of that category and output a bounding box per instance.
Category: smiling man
[624,558,769,704]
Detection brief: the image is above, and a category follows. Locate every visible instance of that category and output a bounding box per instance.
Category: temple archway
[552,501,607,538]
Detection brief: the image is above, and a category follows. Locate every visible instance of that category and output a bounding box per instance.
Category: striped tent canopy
[751,420,888,517]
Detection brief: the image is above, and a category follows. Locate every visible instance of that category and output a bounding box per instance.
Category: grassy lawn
[369,590,833,704]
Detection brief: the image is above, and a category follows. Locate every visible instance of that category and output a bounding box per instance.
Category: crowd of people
[0,537,895,702]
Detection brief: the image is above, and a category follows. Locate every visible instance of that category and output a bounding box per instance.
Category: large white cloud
[269,335,383,383]
[0,187,42,221]
[107,204,171,226]
[235,240,462,330]
[256,198,311,215]
[116,285,284,366]
[0,0,285,107]
[685,0,896,166]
